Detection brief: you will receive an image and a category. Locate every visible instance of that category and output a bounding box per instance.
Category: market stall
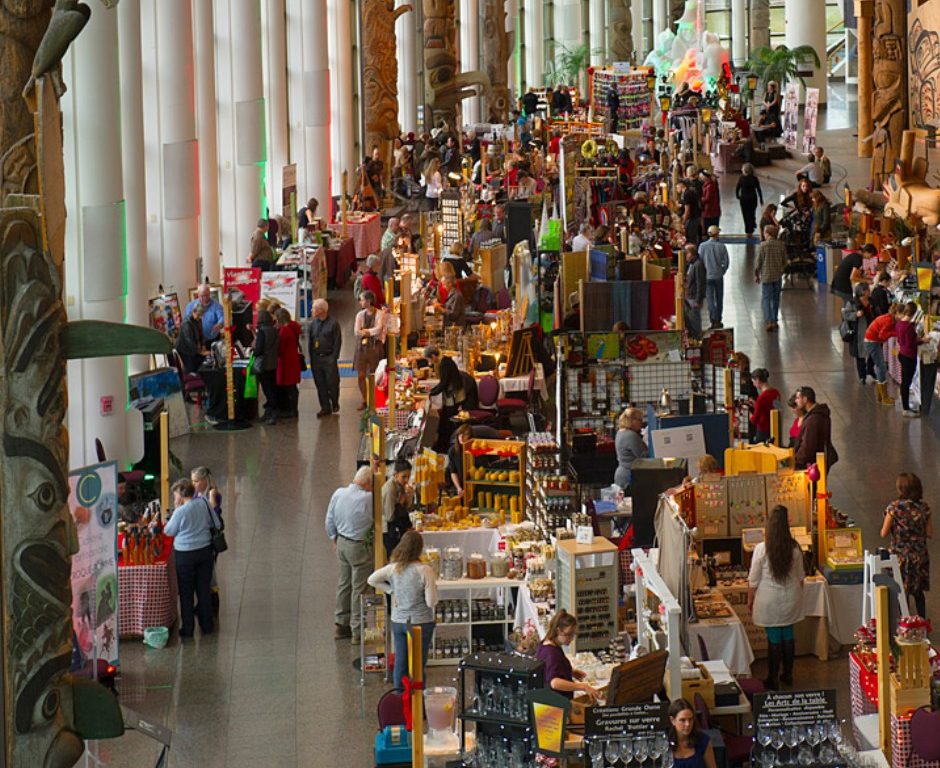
[117,529,177,638]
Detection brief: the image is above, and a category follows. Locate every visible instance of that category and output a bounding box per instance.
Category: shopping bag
[244,354,258,399]
[539,218,562,252]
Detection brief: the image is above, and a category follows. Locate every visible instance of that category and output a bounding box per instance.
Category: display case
[555,537,619,652]
[475,243,507,292]
[464,439,525,523]
[725,474,768,537]
[693,475,729,537]
[825,528,864,571]
[458,652,544,764]
[525,433,577,537]
[429,577,518,666]
[590,69,653,131]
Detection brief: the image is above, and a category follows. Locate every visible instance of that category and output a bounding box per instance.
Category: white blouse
[748,541,805,628]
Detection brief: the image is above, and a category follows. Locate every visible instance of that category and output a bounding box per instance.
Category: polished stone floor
[90,86,939,767]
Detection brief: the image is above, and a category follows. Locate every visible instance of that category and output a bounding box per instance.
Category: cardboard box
[665,662,715,709]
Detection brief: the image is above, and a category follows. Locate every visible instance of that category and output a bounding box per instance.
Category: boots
[764,642,781,690]
[875,381,896,406]
[781,639,796,686]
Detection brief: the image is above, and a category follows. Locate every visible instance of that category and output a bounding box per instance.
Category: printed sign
[782,82,801,151]
[585,702,669,738]
[651,424,707,462]
[754,689,837,730]
[223,267,261,306]
[527,689,571,758]
[801,88,820,155]
[69,461,120,666]
[260,270,300,315]
[148,293,183,342]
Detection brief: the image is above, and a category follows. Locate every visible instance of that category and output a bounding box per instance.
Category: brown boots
[875,381,895,406]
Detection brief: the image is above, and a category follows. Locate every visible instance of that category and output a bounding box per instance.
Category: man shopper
[793,386,838,470]
[698,225,730,329]
[184,284,225,344]
[249,218,276,271]
[683,243,706,339]
[755,224,788,331]
[308,298,342,417]
[326,466,374,643]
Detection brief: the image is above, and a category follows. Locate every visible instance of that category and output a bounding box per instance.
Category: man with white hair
[184,283,224,343]
[381,217,400,251]
[326,465,374,643]
[571,223,592,253]
[308,298,342,417]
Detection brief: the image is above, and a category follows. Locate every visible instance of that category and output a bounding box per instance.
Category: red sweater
[896,319,919,358]
[750,387,780,435]
[864,313,896,343]
[361,270,385,308]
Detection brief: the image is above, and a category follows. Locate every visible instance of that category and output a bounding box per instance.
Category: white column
[118,0,150,375]
[62,5,138,469]
[652,0,667,40]
[157,0,199,294]
[553,0,583,56]
[460,0,480,126]
[524,0,543,87]
[302,0,332,211]
[506,0,518,98]
[631,0,643,60]
[396,0,417,134]
[328,0,355,197]
[785,0,828,103]
[590,0,606,66]
[731,0,747,67]
[195,0,220,281]
[264,0,289,217]
[232,0,267,256]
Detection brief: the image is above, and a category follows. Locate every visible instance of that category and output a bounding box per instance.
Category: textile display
[647,279,675,330]
[118,557,178,638]
[612,282,631,328]
[849,651,878,716]
[326,237,357,287]
[581,282,613,331]
[630,280,651,331]
[334,213,382,260]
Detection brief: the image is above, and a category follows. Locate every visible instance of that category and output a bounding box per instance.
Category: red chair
[694,693,752,767]
[496,367,535,417]
[696,635,765,703]
[168,351,206,407]
[377,689,406,729]
[911,706,940,760]
[466,374,498,423]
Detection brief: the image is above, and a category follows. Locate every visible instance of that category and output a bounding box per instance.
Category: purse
[838,318,856,343]
[298,345,308,373]
[202,498,227,554]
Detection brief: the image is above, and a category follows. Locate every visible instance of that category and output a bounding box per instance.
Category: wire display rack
[626,361,692,404]
[359,594,391,685]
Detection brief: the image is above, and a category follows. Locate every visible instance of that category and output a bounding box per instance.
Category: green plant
[545,42,591,86]
[744,45,822,89]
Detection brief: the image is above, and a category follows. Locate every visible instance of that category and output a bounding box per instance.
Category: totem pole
[362,0,412,182]
[608,0,635,63]
[870,0,908,188]
[423,0,489,128]
[749,0,770,52]
[481,0,510,124]
[0,3,167,764]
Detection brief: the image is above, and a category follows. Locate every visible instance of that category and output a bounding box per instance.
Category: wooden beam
[875,585,890,758]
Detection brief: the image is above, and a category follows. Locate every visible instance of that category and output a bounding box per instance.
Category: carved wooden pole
[482,0,511,123]
[870,0,907,188]
[608,0,635,63]
[856,0,874,158]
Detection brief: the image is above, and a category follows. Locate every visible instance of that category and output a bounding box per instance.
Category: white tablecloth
[514,582,547,638]
[421,527,501,557]
[688,612,756,676]
[802,574,862,645]
[498,363,549,401]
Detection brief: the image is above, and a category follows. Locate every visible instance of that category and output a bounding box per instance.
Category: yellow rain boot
[876,381,895,406]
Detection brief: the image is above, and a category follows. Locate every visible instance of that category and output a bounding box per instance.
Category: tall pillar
[118,0,150,375]
[631,0,643,59]
[590,0,606,66]
[397,0,418,134]
[855,0,873,157]
[506,0,518,99]
[460,0,481,126]
[264,0,290,217]
[652,0,667,40]
[553,0,583,58]
[157,0,199,292]
[232,0,267,255]
[328,0,356,196]
[62,5,136,468]
[524,0,544,87]
[785,0,827,104]
[749,0,770,52]
[302,0,332,211]
[731,0,746,67]
[195,0,221,280]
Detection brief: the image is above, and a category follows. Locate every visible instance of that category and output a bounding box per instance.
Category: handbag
[202,498,227,554]
[838,318,856,343]
[298,345,308,373]
[244,354,258,399]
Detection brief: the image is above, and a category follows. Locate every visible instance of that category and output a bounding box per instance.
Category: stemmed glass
[785,725,800,764]
[588,739,605,768]
[770,727,785,765]
[634,735,649,766]
[605,739,621,766]
[619,738,634,766]
[661,750,674,768]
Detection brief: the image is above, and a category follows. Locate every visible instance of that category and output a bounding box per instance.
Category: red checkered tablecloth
[892,712,940,768]
[118,556,178,638]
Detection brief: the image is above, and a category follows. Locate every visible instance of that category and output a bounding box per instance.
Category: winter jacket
[685,257,707,303]
[794,402,837,470]
[841,299,874,358]
[864,313,896,344]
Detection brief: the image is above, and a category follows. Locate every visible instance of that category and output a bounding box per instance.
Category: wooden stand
[222,297,235,422]
[815,450,829,563]
[890,639,931,717]
[409,625,425,768]
[159,410,169,522]
[875,585,890,757]
[675,247,686,331]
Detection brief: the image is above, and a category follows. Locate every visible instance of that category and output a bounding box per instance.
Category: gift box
[891,712,940,768]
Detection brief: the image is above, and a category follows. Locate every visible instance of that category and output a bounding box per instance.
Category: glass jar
[489,551,509,578]
[467,553,487,579]
[441,547,463,580]
[424,547,441,578]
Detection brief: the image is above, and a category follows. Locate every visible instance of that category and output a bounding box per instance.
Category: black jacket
[253,322,279,372]
[735,174,763,204]
[308,315,342,360]
[794,402,838,469]
[685,258,707,303]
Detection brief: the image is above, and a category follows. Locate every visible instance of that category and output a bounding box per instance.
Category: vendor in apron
[382,458,415,558]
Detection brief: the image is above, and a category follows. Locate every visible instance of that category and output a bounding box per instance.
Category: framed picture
[187,284,222,304]
[148,293,183,341]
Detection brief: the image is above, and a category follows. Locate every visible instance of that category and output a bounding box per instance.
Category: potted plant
[744,44,822,91]
[545,42,591,95]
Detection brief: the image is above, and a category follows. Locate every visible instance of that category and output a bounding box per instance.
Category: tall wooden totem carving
[608,0,635,63]
[871,0,908,187]
[481,0,510,124]
[423,0,489,128]
[362,0,412,165]
[0,3,166,764]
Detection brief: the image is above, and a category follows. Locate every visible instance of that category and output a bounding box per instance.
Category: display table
[711,141,744,174]
[803,574,862,646]
[687,592,755,676]
[421,527,502,557]
[326,237,356,288]
[117,538,177,637]
[494,363,549,401]
[891,712,940,768]
[333,213,381,262]
[200,363,258,422]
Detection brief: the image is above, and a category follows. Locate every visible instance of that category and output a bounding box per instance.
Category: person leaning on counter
[535,610,600,703]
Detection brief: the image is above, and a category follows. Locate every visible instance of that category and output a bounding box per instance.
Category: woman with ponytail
[535,610,600,703]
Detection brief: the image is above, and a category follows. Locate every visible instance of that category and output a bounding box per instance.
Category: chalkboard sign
[753,689,837,730]
[585,702,669,738]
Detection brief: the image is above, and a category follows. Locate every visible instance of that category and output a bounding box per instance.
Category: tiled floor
[91,85,938,766]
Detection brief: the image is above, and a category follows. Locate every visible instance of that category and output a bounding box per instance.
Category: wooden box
[889,672,930,717]
[664,662,715,709]
[825,528,864,571]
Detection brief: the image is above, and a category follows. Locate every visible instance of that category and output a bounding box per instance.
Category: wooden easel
[506,328,538,378]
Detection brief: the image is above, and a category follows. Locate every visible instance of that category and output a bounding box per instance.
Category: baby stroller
[778,207,816,288]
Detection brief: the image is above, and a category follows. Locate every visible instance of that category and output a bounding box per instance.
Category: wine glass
[589,739,605,768]
[758,751,776,768]
[634,735,649,765]
[649,733,666,761]
[785,725,800,764]
[828,719,844,748]
[661,750,674,768]
[770,727,785,765]
[619,738,634,766]
[798,743,816,766]
[606,739,621,766]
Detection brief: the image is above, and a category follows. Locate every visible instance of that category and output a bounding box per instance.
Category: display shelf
[429,578,520,665]
[359,595,389,684]
[555,537,618,652]
[525,432,579,537]
[463,439,525,523]
[590,69,652,131]
[465,480,519,487]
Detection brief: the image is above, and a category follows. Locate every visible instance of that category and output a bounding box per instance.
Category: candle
[660,181,668,205]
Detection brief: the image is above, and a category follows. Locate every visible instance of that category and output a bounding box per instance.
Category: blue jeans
[864,340,887,382]
[706,279,724,325]
[761,281,782,323]
[391,620,435,692]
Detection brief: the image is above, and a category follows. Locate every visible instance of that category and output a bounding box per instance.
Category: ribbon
[401,675,424,731]
[815,491,832,500]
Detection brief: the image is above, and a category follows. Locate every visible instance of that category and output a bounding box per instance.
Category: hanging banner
[801,88,820,155]
[223,267,261,305]
[782,82,801,151]
[69,461,120,666]
[261,270,300,315]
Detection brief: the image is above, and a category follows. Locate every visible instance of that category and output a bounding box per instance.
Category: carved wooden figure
[870,0,907,188]
[608,0,635,63]
[423,0,489,127]
[362,0,412,174]
[482,0,510,123]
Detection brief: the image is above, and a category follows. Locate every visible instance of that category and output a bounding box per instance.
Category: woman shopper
[810,189,831,245]
[614,407,648,490]
[668,698,718,768]
[535,610,600,702]
[735,163,763,237]
[863,303,899,406]
[353,290,387,410]
[192,466,224,617]
[841,283,875,384]
[748,505,805,689]
[896,301,923,418]
[428,356,469,451]
[253,308,280,424]
[422,158,443,209]
[274,307,302,418]
[367,530,437,691]
[786,392,805,448]
[881,473,932,619]
[758,203,778,242]
[164,479,221,639]
[749,368,781,443]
